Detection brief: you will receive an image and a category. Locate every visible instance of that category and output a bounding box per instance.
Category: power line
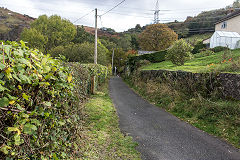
[95,10,225,23]
[100,0,126,16]
[73,10,94,23]
[99,16,104,28]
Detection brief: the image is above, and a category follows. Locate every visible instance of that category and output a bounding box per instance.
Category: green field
[142,49,240,73]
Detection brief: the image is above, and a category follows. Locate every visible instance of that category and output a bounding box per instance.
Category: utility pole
[94,8,98,64]
[91,8,98,94]
[112,49,114,75]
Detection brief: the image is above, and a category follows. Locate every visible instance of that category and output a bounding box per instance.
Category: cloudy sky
[0,0,235,32]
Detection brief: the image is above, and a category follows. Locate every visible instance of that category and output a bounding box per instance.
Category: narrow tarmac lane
[109,77,240,160]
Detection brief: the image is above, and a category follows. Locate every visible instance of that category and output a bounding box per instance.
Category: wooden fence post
[91,76,95,94]
[2,42,4,64]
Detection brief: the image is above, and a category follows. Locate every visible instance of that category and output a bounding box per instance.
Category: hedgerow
[0,41,109,159]
[128,50,167,72]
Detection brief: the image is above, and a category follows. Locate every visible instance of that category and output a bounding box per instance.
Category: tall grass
[125,73,240,149]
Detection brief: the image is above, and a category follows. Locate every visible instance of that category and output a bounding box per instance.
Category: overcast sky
[0,0,235,32]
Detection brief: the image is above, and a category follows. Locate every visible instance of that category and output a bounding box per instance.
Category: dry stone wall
[139,70,240,100]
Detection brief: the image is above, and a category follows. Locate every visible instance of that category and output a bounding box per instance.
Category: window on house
[221,21,227,29]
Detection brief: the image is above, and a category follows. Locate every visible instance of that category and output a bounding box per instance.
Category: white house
[215,9,240,34]
[209,10,240,49]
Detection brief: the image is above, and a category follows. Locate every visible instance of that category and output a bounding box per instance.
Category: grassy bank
[125,78,240,149]
[80,83,141,160]
[142,49,240,73]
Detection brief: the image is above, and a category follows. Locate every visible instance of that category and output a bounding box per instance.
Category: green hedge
[0,41,109,159]
[128,50,167,72]
[192,40,206,54]
[67,63,110,95]
[210,46,229,53]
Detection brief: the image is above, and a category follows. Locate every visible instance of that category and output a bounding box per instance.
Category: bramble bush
[211,46,229,53]
[194,49,215,58]
[0,41,109,159]
[166,39,193,66]
[192,40,206,54]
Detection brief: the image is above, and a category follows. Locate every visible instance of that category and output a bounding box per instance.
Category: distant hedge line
[128,50,167,72]
[0,41,110,159]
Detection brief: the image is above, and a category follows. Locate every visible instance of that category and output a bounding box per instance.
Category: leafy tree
[21,15,76,53]
[100,39,117,51]
[192,40,206,54]
[109,36,119,46]
[72,25,94,44]
[126,50,137,57]
[233,0,240,8]
[50,41,109,65]
[135,24,143,33]
[21,28,46,51]
[112,48,129,74]
[138,24,178,51]
[166,39,193,66]
[130,34,140,50]
[117,34,132,51]
[125,24,143,34]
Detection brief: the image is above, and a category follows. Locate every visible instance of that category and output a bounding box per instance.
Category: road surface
[109,77,240,160]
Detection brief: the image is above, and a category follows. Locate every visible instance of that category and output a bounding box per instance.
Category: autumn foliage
[138,24,178,51]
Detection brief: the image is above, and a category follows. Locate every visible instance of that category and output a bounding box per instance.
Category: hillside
[166,8,231,38]
[0,7,119,41]
[123,6,238,39]
[0,7,35,41]
[167,3,240,38]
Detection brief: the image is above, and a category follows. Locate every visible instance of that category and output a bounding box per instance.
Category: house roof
[215,10,240,24]
[215,31,240,38]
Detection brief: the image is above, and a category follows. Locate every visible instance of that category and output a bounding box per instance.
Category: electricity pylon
[154,0,160,24]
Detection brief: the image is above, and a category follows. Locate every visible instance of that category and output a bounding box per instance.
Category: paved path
[109,77,240,160]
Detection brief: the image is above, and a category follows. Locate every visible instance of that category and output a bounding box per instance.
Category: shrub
[50,42,109,66]
[222,48,233,61]
[204,50,240,73]
[128,50,167,72]
[166,39,193,66]
[211,46,229,53]
[136,60,151,69]
[194,49,215,58]
[192,40,206,54]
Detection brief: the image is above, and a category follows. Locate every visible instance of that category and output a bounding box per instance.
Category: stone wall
[139,70,240,100]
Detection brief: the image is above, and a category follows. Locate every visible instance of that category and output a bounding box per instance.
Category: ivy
[0,41,109,159]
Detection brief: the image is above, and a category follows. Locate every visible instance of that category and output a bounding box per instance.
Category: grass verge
[142,49,240,73]
[80,82,141,160]
[125,78,240,149]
